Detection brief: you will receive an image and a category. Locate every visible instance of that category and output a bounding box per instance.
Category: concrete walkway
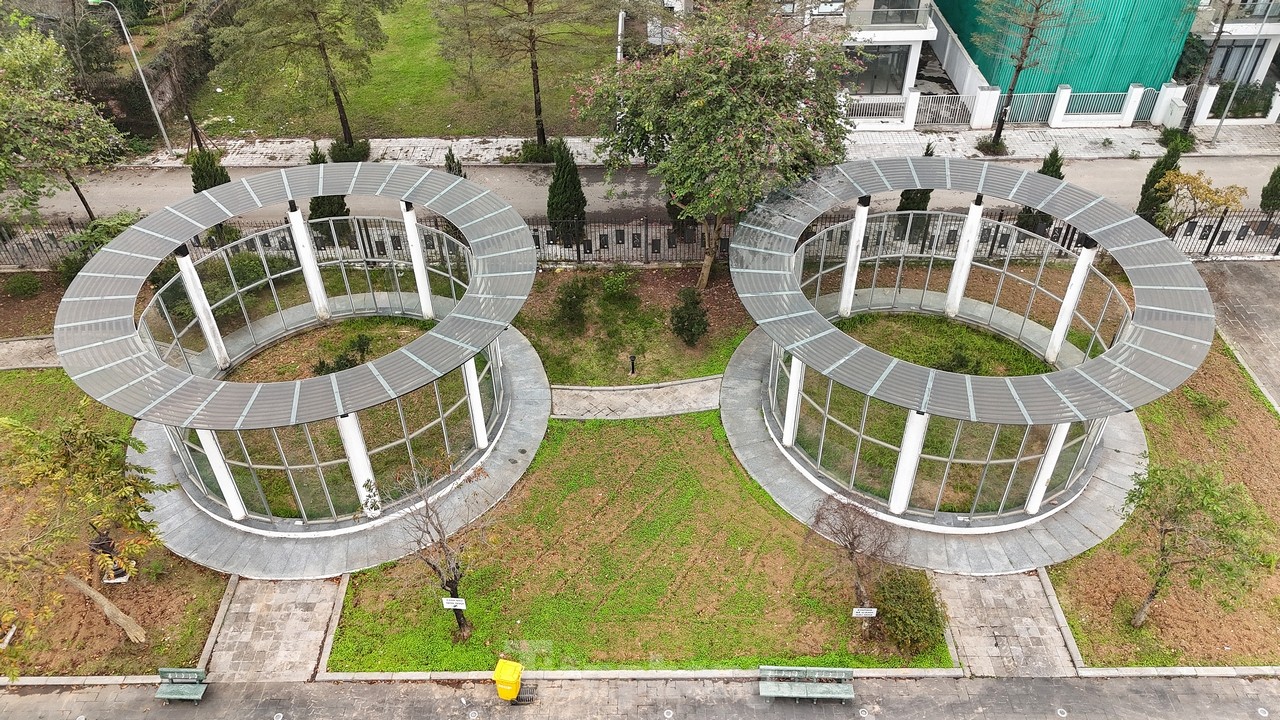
[124,125,1280,169]
[0,335,57,370]
[1198,262,1280,413]
[2,675,1277,719]
[550,376,721,419]
[206,578,341,683]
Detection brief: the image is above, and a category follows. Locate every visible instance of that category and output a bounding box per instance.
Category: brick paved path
[550,376,721,419]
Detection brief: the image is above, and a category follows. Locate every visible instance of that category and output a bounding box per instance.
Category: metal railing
[845,0,931,27]
[916,94,974,125]
[1064,92,1128,115]
[1003,93,1055,123]
[845,95,908,119]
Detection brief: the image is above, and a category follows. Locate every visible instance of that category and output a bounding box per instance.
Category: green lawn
[328,413,950,671]
[192,0,616,139]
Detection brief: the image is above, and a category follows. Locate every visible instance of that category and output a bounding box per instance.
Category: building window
[872,0,918,24]
[814,2,844,15]
[778,1,796,14]
[847,45,911,95]
[1210,39,1267,84]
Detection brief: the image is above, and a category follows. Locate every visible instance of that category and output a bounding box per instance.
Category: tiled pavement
[0,335,57,369]
[1197,262,1280,412]
[124,124,1280,169]
[207,578,341,682]
[551,376,721,420]
[935,571,1077,678]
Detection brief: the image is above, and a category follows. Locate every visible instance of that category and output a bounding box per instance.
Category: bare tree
[811,495,901,608]
[428,0,487,95]
[1182,0,1240,131]
[971,0,1070,149]
[397,464,493,642]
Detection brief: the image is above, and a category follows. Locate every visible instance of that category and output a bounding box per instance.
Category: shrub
[555,276,593,333]
[508,139,558,163]
[975,135,1008,156]
[313,333,374,375]
[670,287,709,347]
[601,266,638,308]
[329,138,371,163]
[1136,148,1182,225]
[190,149,230,194]
[870,567,945,654]
[308,142,350,219]
[1157,127,1196,153]
[5,272,42,299]
[444,145,466,178]
[1262,165,1280,214]
[1211,81,1277,119]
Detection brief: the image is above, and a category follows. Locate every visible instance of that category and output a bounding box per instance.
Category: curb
[197,574,239,671]
[313,574,349,679]
[1037,567,1087,673]
[313,668,965,683]
[550,375,722,393]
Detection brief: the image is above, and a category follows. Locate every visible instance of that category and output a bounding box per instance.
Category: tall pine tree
[308,142,350,220]
[1136,148,1182,226]
[190,150,235,245]
[546,139,586,254]
[1016,145,1065,233]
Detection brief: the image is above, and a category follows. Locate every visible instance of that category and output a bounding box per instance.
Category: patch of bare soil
[1055,339,1280,665]
[0,272,62,338]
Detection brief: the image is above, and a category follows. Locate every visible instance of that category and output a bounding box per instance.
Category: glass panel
[323,464,363,518]
[818,421,858,488]
[910,458,949,512]
[938,461,983,513]
[255,468,301,519]
[854,439,896,500]
[795,392,825,460]
[849,45,910,95]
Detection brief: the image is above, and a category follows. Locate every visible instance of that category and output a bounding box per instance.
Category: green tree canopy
[1136,148,1182,226]
[576,1,853,288]
[547,139,586,252]
[0,17,124,222]
[1016,144,1064,231]
[1123,462,1277,628]
[896,142,936,212]
[211,0,402,147]
[307,142,350,220]
[1261,164,1280,214]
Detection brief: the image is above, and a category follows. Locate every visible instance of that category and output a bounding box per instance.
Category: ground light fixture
[87,0,174,155]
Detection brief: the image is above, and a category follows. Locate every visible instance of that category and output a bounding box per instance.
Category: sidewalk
[124,124,1280,169]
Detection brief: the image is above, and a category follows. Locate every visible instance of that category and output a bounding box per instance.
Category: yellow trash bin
[493,659,523,701]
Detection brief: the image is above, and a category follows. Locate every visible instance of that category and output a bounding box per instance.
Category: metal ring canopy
[729,157,1214,425]
[54,163,536,430]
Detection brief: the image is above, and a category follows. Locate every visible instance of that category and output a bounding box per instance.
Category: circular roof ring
[730,157,1214,425]
[54,163,537,430]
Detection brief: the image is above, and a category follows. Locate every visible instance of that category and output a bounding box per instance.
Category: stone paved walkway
[124,125,1280,169]
[207,579,341,682]
[550,376,721,419]
[935,571,1076,678]
[0,335,57,369]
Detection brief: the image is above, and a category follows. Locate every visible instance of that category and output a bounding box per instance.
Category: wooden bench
[155,668,208,705]
[758,665,856,704]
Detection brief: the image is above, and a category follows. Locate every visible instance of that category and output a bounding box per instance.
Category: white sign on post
[442,597,467,610]
[851,607,878,618]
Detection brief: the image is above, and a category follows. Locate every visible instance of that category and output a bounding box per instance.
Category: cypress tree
[896,142,936,212]
[547,139,586,252]
[1017,145,1065,232]
[1261,164,1280,214]
[190,150,233,245]
[1136,148,1182,226]
[445,145,466,178]
[308,142,350,220]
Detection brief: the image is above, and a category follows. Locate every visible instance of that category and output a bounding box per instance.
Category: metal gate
[916,94,975,125]
[1134,87,1159,123]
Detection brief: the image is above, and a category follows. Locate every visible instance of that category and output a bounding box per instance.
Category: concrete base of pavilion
[133,326,550,580]
[721,328,1146,576]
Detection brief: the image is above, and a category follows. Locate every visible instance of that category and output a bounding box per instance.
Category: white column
[1151,82,1186,127]
[1267,88,1280,123]
[174,245,231,370]
[401,201,435,320]
[337,413,380,517]
[837,196,872,317]
[287,200,331,321]
[462,357,490,450]
[902,89,922,128]
[945,197,984,318]
[1025,423,1071,515]
[970,85,1002,130]
[1045,240,1098,364]
[1193,84,1219,126]
[1119,83,1145,127]
[903,43,923,97]
[196,428,248,520]
[1047,84,1072,128]
[889,410,929,515]
[781,355,805,448]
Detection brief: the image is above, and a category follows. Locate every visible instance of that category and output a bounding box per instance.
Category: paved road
[37,155,1277,224]
[4,676,1278,719]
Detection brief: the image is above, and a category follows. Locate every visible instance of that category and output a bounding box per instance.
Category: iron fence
[916,94,975,125]
[1064,92,1128,115]
[1003,93,1055,124]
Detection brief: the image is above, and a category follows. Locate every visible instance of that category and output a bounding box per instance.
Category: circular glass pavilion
[730,158,1214,532]
[55,164,536,534]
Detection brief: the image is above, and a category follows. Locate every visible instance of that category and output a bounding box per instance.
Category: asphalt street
[37,155,1276,224]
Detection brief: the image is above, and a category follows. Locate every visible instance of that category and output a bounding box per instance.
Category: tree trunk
[445,578,472,637]
[527,7,546,148]
[991,48,1031,147]
[63,574,146,643]
[64,170,94,221]
[1183,0,1236,131]
[1130,582,1162,628]
[696,216,721,290]
[313,21,354,146]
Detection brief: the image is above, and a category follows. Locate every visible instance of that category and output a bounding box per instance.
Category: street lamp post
[88,0,174,155]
